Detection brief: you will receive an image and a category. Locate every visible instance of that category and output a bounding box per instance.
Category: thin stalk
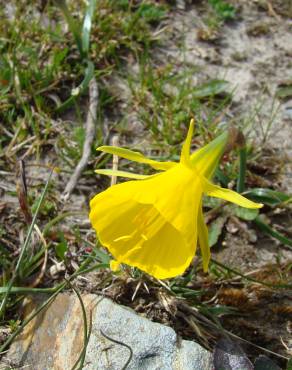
[236,146,247,193]
[56,0,84,58]
[211,258,292,289]
[82,0,97,56]
[254,217,292,248]
[0,286,59,294]
[0,282,66,354]
[0,262,107,353]
[43,211,86,237]
[68,280,90,370]
[0,262,109,295]
[0,171,53,317]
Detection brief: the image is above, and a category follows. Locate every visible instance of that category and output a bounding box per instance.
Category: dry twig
[110,135,119,186]
[267,1,281,20]
[62,77,99,200]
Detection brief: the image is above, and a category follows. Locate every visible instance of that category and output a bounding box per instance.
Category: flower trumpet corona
[89,120,262,279]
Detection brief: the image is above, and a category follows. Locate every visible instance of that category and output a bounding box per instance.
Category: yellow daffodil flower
[89,120,262,279]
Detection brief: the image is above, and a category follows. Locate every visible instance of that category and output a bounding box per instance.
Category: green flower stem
[236,146,247,193]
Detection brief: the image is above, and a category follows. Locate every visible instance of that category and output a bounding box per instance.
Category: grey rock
[2,294,213,370]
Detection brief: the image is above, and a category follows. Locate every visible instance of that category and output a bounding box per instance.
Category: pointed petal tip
[94,169,149,179]
[180,118,196,165]
[188,118,195,135]
[242,200,263,209]
[204,180,264,210]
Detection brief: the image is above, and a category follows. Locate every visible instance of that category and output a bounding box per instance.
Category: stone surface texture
[2,294,213,370]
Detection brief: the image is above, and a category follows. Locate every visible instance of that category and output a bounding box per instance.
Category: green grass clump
[208,0,235,21]
[0,0,166,162]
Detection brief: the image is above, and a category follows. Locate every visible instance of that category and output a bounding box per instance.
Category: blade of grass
[171,286,207,298]
[0,261,107,354]
[244,188,291,207]
[82,0,97,56]
[211,258,292,289]
[66,279,92,370]
[181,302,288,361]
[55,0,84,58]
[55,60,94,113]
[74,311,93,370]
[0,263,109,295]
[254,216,292,249]
[100,330,133,370]
[0,286,58,294]
[0,171,53,318]
[0,281,66,354]
[215,167,230,187]
[43,211,87,237]
[286,358,292,370]
[236,146,247,193]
